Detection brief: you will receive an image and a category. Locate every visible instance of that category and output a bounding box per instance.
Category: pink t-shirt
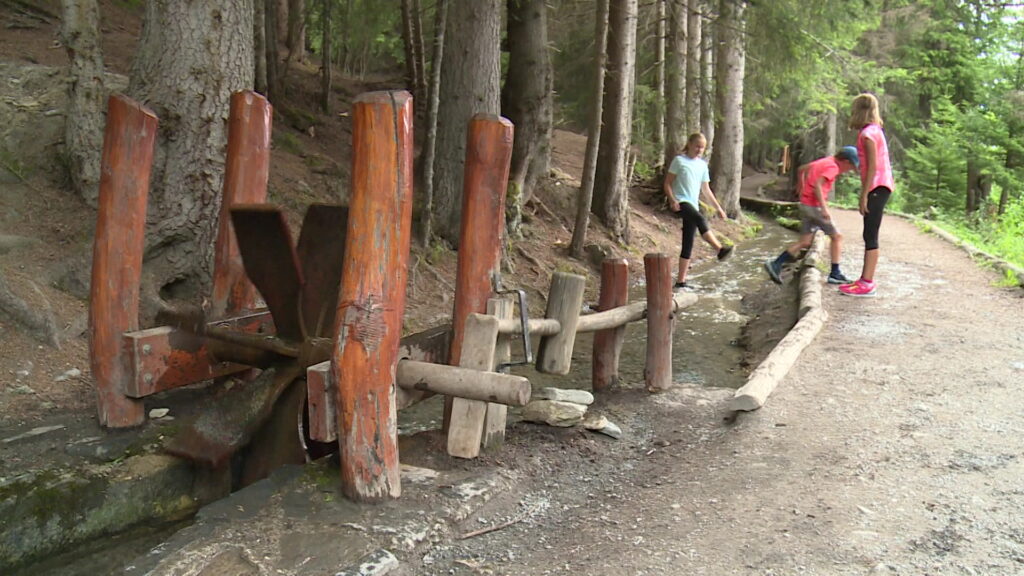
[800,157,840,207]
[857,123,894,193]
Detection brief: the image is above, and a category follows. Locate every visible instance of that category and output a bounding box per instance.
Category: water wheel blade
[296,204,348,337]
[230,205,304,340]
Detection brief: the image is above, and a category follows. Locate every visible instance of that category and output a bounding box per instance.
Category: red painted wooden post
[592,258,628,392]
[332,91,414,502]
[644,253,673,392]
[89,94,158,428]
[443,114,514,430]
[211,91,272,318]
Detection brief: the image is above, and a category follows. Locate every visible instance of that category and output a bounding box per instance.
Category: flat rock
[532,387,594,406]
[521,400,587,427]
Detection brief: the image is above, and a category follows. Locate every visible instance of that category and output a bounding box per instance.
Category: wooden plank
[644,253,674,392]
[89,94,158,428]
[482,297,514,451]
[447,313,500,459]
[593,258,628,392]
[333,90,414,502]
[536,272,587,375]
[211,91,272,318]
[231,204,304,340]
[121,311,273,398]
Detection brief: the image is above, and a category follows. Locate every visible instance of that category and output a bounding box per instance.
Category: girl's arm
[663,173,680,211]
[860,137,877,215]
[701,182,727,219]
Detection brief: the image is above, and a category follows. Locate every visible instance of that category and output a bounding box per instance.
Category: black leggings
[863,187,891,251]
[676,202,710,259]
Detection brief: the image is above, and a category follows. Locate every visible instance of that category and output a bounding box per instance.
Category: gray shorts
[799,204,839,235]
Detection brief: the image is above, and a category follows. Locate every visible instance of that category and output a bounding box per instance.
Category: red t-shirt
[800,157,840,207]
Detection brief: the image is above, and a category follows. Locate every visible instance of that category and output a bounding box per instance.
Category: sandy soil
[404,209,1024,576]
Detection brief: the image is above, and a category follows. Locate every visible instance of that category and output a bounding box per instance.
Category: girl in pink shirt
[840,93,895,297]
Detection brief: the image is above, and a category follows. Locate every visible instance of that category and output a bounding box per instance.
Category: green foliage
[307,0,408,78]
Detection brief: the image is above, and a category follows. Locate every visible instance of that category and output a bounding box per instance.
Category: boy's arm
[813,177,830,220]
[796,163,810,197]
[701,181,727,219]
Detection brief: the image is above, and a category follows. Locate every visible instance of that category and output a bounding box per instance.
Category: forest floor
[4,2,1024,576]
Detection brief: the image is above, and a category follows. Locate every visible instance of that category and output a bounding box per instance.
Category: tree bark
[685,0,701,133]
[401,0,420,99]
[418,0,449,245]
[592,0,638,244]
[711,0,745,217]
[503,0,553,239]
[569,0,610,258]
[412,0,428,107]
[60,0,105,207]
[128,0,254,321]
[664,0,685,167]
[432,0,502,246]
[320,0,331,112]
[699,2,714,149]
[286,0,305,65]
[654,0,665,162]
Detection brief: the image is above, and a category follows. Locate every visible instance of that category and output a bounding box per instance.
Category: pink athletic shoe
[839,278,876,297]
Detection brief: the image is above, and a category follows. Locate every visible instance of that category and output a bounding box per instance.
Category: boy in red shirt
[764,146,859,285]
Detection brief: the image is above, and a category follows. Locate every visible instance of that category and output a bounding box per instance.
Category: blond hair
[683,133,707,156]
[849,93,883,130]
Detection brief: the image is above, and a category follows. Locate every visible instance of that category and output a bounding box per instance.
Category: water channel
[14,218,795,575]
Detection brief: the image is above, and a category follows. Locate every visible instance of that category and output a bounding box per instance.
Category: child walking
[663,133,733,290]
[841,93,895,297]
[764,146,859,285]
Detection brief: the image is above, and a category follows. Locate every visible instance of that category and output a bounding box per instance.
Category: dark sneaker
[673,281,697,292]
[717,245,734,261]
[764,259,782,284]
[827,271,852,284]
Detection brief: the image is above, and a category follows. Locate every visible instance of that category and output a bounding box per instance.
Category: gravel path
[413,209,1024,576]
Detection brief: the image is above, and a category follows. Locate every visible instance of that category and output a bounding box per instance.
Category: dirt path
[416,209,1024,576]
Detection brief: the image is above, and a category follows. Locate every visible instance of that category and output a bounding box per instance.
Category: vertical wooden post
[89,94,158,428]
[447,313,500,459]
[536,272,587,375]
[482,297,513,450]
[444,114,514,430]
[332,91,414,502]
[211,91,273,318]
[592,258,628,392]
[644,253,673,392]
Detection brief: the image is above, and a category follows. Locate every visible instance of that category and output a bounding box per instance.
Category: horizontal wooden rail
[495,291,698,336]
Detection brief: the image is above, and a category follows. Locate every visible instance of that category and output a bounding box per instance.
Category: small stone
[54,368,82,382]
[521,400,587,427]
[532,387,594,406]
[149,408,170,419]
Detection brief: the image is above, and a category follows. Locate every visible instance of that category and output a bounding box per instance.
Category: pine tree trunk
[286,0,305,64]
[432,0,502,246]
[418,0,448,245]
[825,110,837,156]
[503,0,552,234]
[320,0,331,112]
[569,0,610,258]
[685,0,701,133]
[593,0,638,243]
[412,0,428,109]
[401,0,419,98]
[664,0,685,167]
[699,3,714,149]
[128,0,254,321]
[254,0,267,94]
[711,0,744,217]
[265,0,281,102]
[654,0,665,163]
[60,0,105,207]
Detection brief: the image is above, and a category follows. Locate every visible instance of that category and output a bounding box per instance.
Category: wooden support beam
[333,90,413,502]
[483,297,515,450]
[644,253,673,392]
[89,94,157,428]
[447,313,500,459]
[445,114,514,431]
[536,272,587,375]
[211,91,272,318]
[593,258,628,392]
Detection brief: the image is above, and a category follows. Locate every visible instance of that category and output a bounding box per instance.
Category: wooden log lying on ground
[495,291,698,336]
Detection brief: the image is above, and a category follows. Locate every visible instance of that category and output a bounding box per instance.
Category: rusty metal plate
[296,204,348,337]
[231,205,304,341]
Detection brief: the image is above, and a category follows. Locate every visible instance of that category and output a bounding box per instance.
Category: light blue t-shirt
[668,154,709,208]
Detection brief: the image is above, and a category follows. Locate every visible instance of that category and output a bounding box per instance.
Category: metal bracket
[493,273,532,371]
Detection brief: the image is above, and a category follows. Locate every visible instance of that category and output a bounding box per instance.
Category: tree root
[0,271,60,348]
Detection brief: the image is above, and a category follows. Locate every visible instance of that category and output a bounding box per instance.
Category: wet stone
[195,546,259,576]
[64,433,136,463]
